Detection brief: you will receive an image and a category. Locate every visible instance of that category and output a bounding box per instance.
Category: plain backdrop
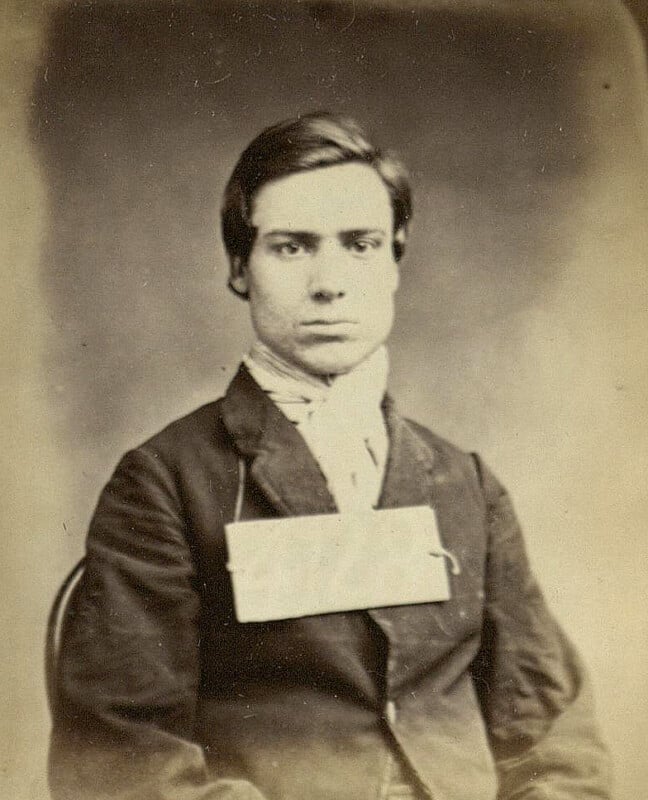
[2,1,647,798]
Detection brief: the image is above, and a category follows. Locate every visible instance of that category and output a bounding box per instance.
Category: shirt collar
[243,341,389,427]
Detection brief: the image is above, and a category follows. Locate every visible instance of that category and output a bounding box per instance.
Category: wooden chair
[45,557,86,712]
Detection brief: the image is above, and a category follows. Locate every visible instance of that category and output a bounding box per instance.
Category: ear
[228,257,250,300]
[393,226,407,262]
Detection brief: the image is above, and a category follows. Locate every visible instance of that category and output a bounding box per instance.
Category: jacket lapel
[378,397,436,510]
[221,366,438,517]
[366,398,441,642]
[221,366,338,517]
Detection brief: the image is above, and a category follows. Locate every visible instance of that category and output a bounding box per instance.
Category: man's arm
[470,455,613,800]
[49,447,267,800]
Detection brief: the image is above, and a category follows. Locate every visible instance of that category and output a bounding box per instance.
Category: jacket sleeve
[469,455,613,800]
[49,447,267,800]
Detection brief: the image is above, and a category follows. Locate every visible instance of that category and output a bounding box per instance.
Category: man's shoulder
[131,365,265,465]
[402,414,477,470]
[406,419,511,513]
[403,417,511,506]
[133,397,230,465]
[403,417,468,457]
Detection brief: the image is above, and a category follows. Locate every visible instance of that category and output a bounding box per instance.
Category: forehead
[250,162,393,232]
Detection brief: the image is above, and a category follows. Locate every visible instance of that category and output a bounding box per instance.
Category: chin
[297,345,375,377]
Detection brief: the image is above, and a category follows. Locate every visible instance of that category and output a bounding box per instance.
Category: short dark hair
[221,112,412,297]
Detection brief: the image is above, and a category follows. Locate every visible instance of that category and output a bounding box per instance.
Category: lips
[301,320,357,326]
[299,320,358,340]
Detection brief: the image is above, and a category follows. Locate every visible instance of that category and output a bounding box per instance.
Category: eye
[269,240,310,259]
[348,237,383,257]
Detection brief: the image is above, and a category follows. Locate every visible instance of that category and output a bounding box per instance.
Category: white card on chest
[225,505,452,622]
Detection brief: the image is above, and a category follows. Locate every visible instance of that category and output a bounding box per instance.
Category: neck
[246,341,388,389]
[246,341,333,388]
[243,342,389,411]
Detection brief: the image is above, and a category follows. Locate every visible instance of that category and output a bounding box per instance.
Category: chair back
[45,557,86,713]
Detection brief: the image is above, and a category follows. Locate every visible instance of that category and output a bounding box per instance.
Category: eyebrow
[339,229,387,243]
[262,228,387,241]
[262,231,319,246]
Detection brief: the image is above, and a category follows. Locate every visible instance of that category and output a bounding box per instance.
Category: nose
[311,286,345,302]
[308,242,347,302]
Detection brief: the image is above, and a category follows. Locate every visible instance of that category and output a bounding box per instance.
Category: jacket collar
[221,364,436,517]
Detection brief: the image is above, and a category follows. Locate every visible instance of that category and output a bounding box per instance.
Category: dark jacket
[49,366,611,800]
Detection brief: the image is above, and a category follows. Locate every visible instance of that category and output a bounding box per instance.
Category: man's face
[232,162,400,376]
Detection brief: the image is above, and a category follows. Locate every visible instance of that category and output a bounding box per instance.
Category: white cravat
[243,342,389,512]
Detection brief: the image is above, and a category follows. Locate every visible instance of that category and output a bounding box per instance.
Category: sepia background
[2,0,647,798]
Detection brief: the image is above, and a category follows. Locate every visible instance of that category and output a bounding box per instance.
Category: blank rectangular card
[225,505,451,622]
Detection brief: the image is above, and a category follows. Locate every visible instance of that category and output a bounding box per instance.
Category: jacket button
[386,700,397,724]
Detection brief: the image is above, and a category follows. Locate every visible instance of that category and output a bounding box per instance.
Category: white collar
[243,342,389,427]
[243,342,390,511]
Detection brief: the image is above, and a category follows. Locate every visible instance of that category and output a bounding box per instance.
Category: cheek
[248,262,306,309]
[357,266,398,307]
[251,286,297,320]
[248,279,303,335]
[354,258,399,295]
[353,289,395,343]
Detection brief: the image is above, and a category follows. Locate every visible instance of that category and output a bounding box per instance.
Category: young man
[49,114,611,800]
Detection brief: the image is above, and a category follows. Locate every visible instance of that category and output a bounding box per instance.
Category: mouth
[301,320,357,327]
[299,320,358,341]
